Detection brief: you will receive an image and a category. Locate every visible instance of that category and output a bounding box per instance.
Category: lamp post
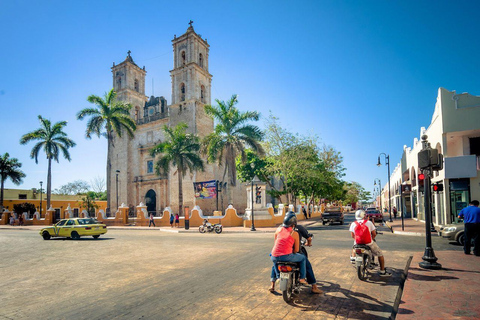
[377,153,392,222]
[115,170,120,211]
[374,178,382,213]
[39,181,43,218]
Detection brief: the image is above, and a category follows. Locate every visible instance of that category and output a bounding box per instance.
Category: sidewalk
[385,217,439,237]
[396,251,480,319]
[0,217,320,233]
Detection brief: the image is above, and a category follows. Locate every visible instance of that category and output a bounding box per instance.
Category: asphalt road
[0,214,461,320]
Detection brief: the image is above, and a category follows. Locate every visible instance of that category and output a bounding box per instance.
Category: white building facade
[381,88,480,226]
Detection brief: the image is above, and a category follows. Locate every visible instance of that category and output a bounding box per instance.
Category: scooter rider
[270,212,322,294]
[350,209,391,277]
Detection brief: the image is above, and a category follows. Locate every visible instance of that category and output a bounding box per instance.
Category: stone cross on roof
[189,20,194,27]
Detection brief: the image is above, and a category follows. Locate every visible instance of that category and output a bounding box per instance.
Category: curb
[390,255,413,320]
[385,222,439,237]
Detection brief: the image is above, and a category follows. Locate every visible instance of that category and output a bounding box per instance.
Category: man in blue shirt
[458,200,480,256]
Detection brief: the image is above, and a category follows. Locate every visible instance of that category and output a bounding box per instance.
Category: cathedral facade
[108,25,245,215]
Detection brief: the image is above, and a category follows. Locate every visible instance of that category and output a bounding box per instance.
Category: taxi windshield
[77,218,99,225]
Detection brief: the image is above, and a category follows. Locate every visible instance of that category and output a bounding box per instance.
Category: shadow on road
[49,237,114,241]
[285,280,404,319]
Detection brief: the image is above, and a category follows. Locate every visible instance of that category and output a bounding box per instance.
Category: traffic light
[433,183,444,192]
[418,173,425,193]
[418,149,440,169]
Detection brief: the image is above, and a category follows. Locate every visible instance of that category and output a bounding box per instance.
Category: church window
[134,79,139,92]
[116,76,122,89]
[180,83,185,101]
[135,106,140,121]
[201,85,205,103]
[147,160,154,174]
[181,51,186,65]
[199,53,203,67]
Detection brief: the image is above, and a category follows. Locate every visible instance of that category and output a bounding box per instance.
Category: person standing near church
[149,213,156,227]
[458,200,480,256]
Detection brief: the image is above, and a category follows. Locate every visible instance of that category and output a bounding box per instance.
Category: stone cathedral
[108,24,244,215]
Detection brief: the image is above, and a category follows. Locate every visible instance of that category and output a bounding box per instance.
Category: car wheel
[93,235,100,239]
[42,231,51,240]
[71,231,80,240]
[457,232,465,246]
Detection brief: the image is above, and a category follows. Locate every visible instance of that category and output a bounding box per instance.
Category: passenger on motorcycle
[270,212,322,294]
[350,210,391,277]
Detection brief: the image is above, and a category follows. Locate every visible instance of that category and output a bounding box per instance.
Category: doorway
[145,189,157,216]
[449,179,470,224]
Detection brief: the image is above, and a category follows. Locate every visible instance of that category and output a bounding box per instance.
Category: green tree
[79,191,99,216]
[76,89,136,211]
[344,181,371,205]
[20,116,76,210]
[150,123,204,215]
[0,153,26,211]
[203,94,264,202]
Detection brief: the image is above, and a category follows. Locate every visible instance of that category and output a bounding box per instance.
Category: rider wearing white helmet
[350,210,391,277]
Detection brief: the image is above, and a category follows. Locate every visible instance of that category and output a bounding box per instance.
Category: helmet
[355,210,366,220]
[282,212,298,228]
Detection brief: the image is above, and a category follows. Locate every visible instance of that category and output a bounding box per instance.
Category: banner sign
[194,180,217,199]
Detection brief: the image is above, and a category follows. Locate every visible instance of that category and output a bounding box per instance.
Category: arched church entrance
[145,189,157,216]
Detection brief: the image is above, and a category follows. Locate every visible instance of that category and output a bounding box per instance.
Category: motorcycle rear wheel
[282,276,293,303]
[214,226,222,234]
[357,256,367,281]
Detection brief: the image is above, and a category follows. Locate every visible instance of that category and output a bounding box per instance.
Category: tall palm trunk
[177,168,183,216]
[0,179,4,210]
[47,157,52,210]
[106,135,112,212]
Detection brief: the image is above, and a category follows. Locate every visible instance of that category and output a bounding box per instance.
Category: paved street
[0,214,462,320]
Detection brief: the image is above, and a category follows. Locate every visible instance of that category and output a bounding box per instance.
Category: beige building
[109,24,246,215]
[382,88,480,226]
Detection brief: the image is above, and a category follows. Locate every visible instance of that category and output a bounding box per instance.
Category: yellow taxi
[40,218,107,240]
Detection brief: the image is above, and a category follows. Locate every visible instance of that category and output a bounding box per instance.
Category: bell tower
[170,21,213,137]
[109,52,147,211]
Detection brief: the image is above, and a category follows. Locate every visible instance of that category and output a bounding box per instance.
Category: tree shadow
[284,280,409,319]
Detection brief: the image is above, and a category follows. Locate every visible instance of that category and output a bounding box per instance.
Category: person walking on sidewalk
[458,200,480,256]
[393,206,398,220]
[302,206,308,219]
[149,213,156,227]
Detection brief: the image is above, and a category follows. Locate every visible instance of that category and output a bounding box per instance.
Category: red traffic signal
[433,183,444,192]
[418,173,425,181]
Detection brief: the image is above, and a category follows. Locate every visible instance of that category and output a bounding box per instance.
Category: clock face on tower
[148,107,155,116]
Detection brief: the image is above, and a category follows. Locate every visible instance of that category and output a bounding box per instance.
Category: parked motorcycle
[198,220,222,234]
[277,238,310,303]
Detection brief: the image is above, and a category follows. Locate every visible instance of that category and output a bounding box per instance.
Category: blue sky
[1,0,479,197]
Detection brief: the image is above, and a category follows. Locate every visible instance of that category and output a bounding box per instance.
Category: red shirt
[271,227,295,257]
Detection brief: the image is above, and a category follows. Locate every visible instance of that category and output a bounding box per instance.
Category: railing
[136,112,168,125]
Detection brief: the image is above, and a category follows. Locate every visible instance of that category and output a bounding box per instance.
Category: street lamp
[39,181,43,218]
[374,178,382,213]
[377,153,392,222]
[115,170,120,211]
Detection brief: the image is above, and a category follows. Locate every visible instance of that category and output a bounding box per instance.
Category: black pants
[149,220,156,227]
[464,223,480,255]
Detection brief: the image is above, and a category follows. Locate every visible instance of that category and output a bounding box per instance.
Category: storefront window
[449,178,470,223]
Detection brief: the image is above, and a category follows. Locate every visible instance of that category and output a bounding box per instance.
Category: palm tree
[202,94,264,202]
[0,153,26,211]
[150,123,204,216]
[20,116,76,210]
[76,89,136,211]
